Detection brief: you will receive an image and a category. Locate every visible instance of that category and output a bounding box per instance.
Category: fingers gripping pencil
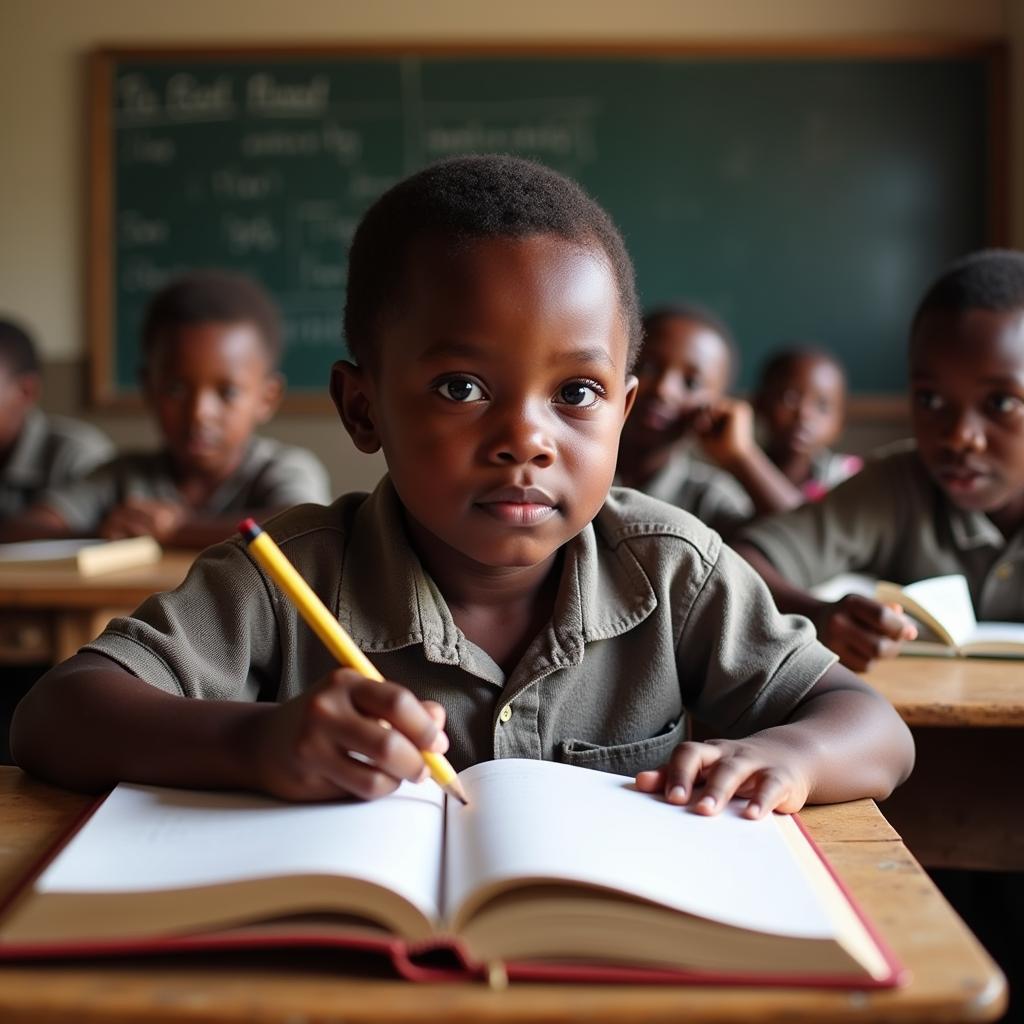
[239,518,468,806]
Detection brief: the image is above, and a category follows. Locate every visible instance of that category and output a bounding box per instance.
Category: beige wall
[0,0,1014,492]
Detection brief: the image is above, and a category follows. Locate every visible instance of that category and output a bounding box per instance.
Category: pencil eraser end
[238,518,260,541]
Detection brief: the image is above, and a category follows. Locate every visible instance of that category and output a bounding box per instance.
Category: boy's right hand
[814,595,917,673]
[245,668,449,802]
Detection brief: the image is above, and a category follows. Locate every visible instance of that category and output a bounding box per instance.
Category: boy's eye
[556,381,603,407]
[914,389,944,412]
[436,378,485,403]
[987,393,1024,416]
[220,385,240,401]
[683,375,702,392]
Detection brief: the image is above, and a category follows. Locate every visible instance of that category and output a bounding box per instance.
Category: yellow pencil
[239,518,468,806]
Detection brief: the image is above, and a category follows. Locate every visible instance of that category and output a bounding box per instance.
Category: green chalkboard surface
[89,45,1004,407]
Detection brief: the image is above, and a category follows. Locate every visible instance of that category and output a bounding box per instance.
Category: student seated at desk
[753,347,862,502]
[0,318,113,522]
[1,271,330,548]
[734,250,1024,672]
[11,156,912,818]
[615,305,801,537]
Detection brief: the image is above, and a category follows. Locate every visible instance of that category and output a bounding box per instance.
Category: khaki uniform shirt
[41,436,331,533]
[87,478,835,776]
[738,443,1024,620]
[0,409,113,520]
[624,447,754,538]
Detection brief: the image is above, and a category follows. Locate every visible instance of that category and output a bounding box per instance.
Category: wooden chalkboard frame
[87,39,1009,418]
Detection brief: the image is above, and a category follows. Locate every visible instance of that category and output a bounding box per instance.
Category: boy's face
[621,316,731,450]
[911,307,1024,517]
[0,365,39,459]
[143,322,282,478]
[334,234,637,571]
[757,356,845,457]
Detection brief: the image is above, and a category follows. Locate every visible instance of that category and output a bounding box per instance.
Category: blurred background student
[753,347,862,502]
[0,271,330,548]
[0,318,113,524]
[615,304,801,537]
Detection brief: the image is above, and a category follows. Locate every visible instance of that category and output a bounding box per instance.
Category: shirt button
[499,703,513,724]
[995,563,1015,580]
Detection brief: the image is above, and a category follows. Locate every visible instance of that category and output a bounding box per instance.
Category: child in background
[12,156,912,820]
[0,318,113,522]
[1,271,330,548]
[754,347,862,501]
[615,305,801,537]
[735,249,1024,672]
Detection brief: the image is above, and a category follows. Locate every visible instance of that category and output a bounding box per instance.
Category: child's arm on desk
[732,541,916,672]
[635,663,915,818]
[10,651,448,800]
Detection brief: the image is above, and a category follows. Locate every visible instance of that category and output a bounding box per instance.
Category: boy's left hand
[635,736,812,820]
[100,499,187,542]
[694,398,756,467]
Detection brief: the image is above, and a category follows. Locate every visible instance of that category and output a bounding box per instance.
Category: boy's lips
[475,485,559,526]
[934,462,994,495]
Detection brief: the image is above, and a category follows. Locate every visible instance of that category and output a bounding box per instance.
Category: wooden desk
[863,658,1024,871]
[0,769,1006,1024]
[0,554,194,665]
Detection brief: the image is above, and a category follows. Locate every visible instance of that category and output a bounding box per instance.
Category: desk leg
[880,727,1024,871]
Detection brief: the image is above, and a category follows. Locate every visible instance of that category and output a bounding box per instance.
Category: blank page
[36,782,446,923]
[444,759,836,938]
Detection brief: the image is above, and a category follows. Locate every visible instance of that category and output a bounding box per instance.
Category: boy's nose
[188,389,221,424]
[944,407,986,451]
[652,370,687,405]
[487,403,556,467]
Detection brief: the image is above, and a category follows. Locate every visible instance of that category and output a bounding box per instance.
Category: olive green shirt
[1,409,113,521]
[737,443,1024,620]
[41,436,331,533]
[622,447,754,538]
[86,478,835,776]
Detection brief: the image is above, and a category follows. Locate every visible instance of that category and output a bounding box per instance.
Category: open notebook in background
[0,537,161,577]
[876,575,1024,658]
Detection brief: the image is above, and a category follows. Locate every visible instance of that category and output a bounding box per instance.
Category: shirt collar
[337,476,656,673]
[3,408,49,485]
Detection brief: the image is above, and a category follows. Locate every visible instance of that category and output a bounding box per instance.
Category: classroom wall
[0,0,1014,494]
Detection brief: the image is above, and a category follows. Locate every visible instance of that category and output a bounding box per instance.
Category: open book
[0,759,900,987]
[0,536,161,577]
[876,575,1024,658]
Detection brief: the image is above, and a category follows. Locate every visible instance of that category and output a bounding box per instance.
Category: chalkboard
[88,44,1006,409]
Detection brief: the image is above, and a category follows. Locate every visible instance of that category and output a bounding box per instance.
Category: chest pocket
[556,717,687,776]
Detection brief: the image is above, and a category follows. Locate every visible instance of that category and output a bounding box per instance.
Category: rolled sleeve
[677,543,837,735]
[736,461,905,588]
[84,540,281,702]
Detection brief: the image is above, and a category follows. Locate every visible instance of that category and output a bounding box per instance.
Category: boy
[12,157,912,818]
[734,250,1024,672]
[616,305,801,537]
[754,347,862,501]
[1,271,330,548]
[0,318,113,521]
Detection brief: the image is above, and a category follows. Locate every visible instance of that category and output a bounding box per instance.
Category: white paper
[37,782,445,922]
[444,759,835,939]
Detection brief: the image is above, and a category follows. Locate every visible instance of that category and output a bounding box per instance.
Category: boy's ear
[330,360,381,454]
[257,372,285,423]
[15,373,42,407]
[622,374,639,421]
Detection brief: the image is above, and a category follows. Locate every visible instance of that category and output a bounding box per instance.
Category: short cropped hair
[0,318,40,377]
[141,270,283,367]
[344,155,642,371]
[912,249,1024,336]
[756,346,845,393]
[641,302,739,382]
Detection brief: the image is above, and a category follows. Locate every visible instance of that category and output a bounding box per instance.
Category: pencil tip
[448,780,470,806]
